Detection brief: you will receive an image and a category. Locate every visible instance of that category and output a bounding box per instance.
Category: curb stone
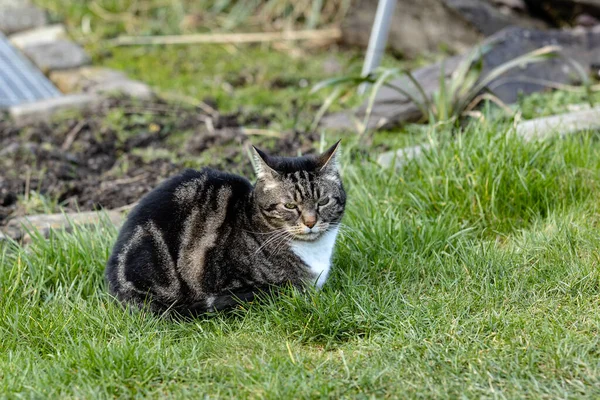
[9,24,67,48]
[9,93,102,126]
[0,210,125,243]
[22,39,91,72]
[0,4,47,35]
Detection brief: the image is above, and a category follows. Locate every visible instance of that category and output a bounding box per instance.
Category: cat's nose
[303,214,317,229]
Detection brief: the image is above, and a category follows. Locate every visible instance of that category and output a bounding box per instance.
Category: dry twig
[61,120,86,151]
[110,28,342,46]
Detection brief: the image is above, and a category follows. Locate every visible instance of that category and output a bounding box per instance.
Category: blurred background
[1,0,600,235]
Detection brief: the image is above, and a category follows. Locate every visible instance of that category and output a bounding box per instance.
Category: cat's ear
[317,140,341,176]
[251,146,278,179]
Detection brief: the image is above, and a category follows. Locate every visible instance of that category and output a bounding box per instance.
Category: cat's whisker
[272,234,293,256]
[242,227,289,235]
[254,230,293,254]
[263,232,293,260]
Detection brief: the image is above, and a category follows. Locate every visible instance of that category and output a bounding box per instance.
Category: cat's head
[252,141,346,241]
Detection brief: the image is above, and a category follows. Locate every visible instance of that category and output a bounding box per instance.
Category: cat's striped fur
[105,142,345,317]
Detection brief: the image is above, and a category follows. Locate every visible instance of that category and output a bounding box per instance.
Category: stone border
[377,106,600,168]
[0,1,155,240]
[1,1,154,126]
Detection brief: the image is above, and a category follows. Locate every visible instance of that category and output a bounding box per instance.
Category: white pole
[358,0,397,95]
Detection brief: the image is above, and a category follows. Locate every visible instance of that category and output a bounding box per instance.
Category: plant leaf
[458,45,560,115]
[362,68,400,136]
[310,75,373,94]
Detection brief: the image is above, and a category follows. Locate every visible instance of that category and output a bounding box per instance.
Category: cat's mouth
[293,231,321,241]
[290,224,328,241]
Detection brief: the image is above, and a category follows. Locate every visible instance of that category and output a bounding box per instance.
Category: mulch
[0,97,319,226]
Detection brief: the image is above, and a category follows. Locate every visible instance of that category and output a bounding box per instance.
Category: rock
[377,107,600,168]
[9,24,66,48]
[341,0,482,58]
[377,144,433,168]
[87,79,155,100]
[575,13,600,27]
[445,0,548,35]
[524,0,600,25]
[321,55,464,130]
[340,0,548,58]
[0,4,47,35]
[48,66,153,99]
[323,26,600,131]
[516,106,600,141]
[0,210,124,243]
[49,67,128,93]
[22,39,91,73]
[8,93,101,126]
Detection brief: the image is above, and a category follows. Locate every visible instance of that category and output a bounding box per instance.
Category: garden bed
[0,96,319,226]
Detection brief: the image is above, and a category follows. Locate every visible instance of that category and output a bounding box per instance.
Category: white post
[358,0,397,94]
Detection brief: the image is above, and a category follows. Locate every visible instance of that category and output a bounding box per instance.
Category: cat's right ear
[251,146,278,180]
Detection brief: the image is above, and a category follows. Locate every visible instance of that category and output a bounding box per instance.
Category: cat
[105,141,346,317]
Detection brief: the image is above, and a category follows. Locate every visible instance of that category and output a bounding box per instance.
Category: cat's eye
[318,198,330,206]
[284,203,297,209]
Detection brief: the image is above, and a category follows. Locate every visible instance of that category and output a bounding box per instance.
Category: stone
[8,93,101,126]
[377,144,433,168]
[516,106,600,141]
[340,0,547,58]
[377,107,600,168]
[48,67,153,99]
[323,26,600,131]
[0,210,124,243]
[87,79,155,100]
[321,55,464,131]
[0,5,47,35]
[341,0,482,58]
[9,24,66,49]
[445,0,547,35]
[49,67,128,93]
[525,0,600,25]
[22,39,91,73]
[575,13,600,27]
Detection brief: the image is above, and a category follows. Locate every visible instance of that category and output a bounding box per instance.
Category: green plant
[312,44,566,133]
[34,0,352,39]
[3,126,600,398]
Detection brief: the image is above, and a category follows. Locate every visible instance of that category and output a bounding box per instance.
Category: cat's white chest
[290,226,339,288]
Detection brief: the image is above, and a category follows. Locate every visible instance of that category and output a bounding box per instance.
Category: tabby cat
[105,141,346,316]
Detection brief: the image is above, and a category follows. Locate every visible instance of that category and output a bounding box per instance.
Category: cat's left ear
[317,140,341,176]
[251,146,278,180]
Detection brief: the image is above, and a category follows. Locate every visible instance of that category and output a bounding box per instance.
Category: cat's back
[105,168,253,288]
[119,167,251,228]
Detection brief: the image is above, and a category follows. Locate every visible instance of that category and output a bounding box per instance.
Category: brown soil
[0,97,319,225]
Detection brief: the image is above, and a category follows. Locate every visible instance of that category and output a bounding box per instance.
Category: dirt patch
[0,97,319,226]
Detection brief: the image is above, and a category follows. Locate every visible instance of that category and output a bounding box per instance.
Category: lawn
[2,1,600,398]
[2,123,600,398]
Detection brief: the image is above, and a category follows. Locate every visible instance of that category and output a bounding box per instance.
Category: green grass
[518,89,600,120]
[35,0,351,38]
[100,45,364,128]
[3,126,600,398]
[32,0,426,131]
[10,2,600,397]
